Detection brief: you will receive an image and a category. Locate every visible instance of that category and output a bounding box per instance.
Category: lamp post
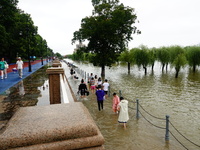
[26,26,32,72]
[19,28,31,72]
[40,40,43,65]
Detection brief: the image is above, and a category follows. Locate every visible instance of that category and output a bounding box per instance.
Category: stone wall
[0,103,105,150]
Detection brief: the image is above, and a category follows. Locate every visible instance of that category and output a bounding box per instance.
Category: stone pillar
[46,67,64,104]
[52,59,62,67]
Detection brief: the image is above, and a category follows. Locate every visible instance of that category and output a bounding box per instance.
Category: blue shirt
[95,90,105,101]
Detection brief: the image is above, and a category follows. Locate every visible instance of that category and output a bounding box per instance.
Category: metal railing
[63,61,200,150]
[129,98,200,150]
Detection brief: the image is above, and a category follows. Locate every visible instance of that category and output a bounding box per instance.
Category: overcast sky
[17,0,200,55]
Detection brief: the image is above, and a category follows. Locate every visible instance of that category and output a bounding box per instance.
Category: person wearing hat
[16,57,24,78]
[117,97,129,128]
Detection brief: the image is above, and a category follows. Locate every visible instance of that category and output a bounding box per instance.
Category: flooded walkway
[65,60,200,150]
[0,60,199,150]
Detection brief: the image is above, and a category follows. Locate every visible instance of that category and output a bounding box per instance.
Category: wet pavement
[0,60,50,131]
[0,60,48,94]
[1,59,199,150]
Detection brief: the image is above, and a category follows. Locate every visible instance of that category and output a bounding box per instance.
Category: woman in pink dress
[112,93,120,113]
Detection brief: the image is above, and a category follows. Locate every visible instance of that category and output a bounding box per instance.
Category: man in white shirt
[16,57,23,78]
[103,79,109,98]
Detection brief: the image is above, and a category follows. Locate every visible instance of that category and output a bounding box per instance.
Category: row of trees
[120,45,200,78]
[68,45,200,78]
[0,0,54,63]
[70,0,200,78]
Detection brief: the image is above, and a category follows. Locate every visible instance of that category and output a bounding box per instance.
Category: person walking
[78,79,88,98]
[90,77,96,93]
[94,75,98,87]
[112,93,120,114]
[3,58,8,79]
[0,58,6,79]
[103,79,109,99]
[117,97,129,128]
[97,77,102,86]
[95,85,105,111]
[16,57,23,78]
[87,73,93,89]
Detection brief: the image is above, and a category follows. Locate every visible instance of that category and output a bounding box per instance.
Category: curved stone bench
[0,103,104,150]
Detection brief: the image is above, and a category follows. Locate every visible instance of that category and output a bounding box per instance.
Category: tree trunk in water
[101,65,105,80]
[128,62,130,74]
[151,63,154,71]
[143,66,147,75]
[166,63,168,72]
[162,63,165,72]
[193,64,196,72]
[175,67,180,78]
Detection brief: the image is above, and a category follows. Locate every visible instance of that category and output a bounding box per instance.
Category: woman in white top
[117,97,129,128]
[16,57,23,78]
[102,79,109,98]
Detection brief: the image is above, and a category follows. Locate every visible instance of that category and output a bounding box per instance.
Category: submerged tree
[118,49,134,74]
[170,46,187,78]
[133,45,149,75]
[185,46,200,72]
[72,0,140,78]
[157,47,170,72]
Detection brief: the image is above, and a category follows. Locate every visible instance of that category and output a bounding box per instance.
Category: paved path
[0,60,48,94]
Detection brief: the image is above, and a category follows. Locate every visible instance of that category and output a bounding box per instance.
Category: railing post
[136,99,139,119]
[87,73,89,82]
[119,90,122,97]
[165,115,170,141]
[108,86,110,97]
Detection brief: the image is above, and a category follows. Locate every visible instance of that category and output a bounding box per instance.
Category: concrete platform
[0,103,105,150]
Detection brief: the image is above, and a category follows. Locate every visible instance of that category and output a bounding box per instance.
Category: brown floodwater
[65,59,200,150]
[0,60,199,150]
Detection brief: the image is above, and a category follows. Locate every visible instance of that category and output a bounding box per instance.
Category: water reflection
[0,66,49,126]
[18,81,25,96]
[67,59,200,150]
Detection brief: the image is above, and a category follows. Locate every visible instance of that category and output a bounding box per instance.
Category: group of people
[77,72,129,128]
[112,93,129,128]
[0,57,24,79]
[70,68,79,79]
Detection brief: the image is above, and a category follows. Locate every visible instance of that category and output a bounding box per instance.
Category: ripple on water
[66,59,200,150]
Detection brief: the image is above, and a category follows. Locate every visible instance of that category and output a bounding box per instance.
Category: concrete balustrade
[0,60,105,149]
[0,103,105,149]
[51,59,62,67]
[46,67,64,104]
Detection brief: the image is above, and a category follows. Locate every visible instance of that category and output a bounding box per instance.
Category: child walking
[112,93,120,113]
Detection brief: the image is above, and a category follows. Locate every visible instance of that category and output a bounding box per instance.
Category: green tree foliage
[0,0,53,63]
[133,45,149,75]
[148,47,157,71]
[118,49,134,74]
[169,46,187,78]
[185,46,200,72]
[72,0,139,78]
[157,47,170,72]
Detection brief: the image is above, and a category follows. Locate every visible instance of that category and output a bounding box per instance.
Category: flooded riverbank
[66,59,200,150]
[0,60,199,150]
